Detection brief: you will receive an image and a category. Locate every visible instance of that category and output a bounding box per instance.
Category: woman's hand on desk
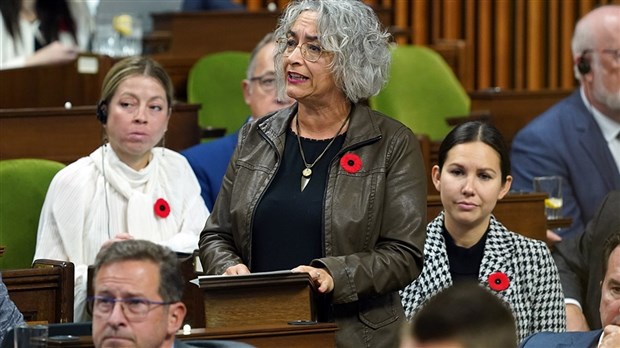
[100,232,134,250]
[292,266,334,294]
[223,264,250,275]
[25,41,78,67]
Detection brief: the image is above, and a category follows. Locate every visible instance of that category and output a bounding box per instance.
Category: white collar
[580,87,620,143]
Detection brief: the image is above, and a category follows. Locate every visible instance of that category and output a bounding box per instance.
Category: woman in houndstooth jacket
[400,121,565,342]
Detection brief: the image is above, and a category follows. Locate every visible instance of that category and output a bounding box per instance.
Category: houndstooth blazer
[401,213,566,341]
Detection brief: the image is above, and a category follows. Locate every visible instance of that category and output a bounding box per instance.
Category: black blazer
[553,190,620,329]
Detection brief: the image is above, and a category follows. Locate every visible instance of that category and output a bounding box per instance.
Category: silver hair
[570,5,620,80]
[274,0,392,103]
[246,32,276,80]
[571,10,596,80]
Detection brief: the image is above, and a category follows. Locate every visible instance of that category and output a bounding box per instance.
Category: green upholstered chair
[187,51,251,139]
[0,159,64,270]
[370,45,471,141]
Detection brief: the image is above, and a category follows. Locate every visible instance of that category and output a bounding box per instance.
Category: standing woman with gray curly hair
[199,1,427,346]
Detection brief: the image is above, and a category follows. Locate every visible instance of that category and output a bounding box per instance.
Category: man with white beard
[510,5,620,242]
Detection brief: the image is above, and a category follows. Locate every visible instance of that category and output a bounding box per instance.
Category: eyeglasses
[88,296,173,321]
[601,49,620,61]
[278,38,324,62]
[249,73,277,92]
[582,49,620,62]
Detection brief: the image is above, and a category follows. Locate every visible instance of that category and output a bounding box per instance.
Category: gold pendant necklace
[295,113,350,192]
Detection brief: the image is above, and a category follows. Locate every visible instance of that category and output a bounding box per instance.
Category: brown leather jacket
[199,103,426,347]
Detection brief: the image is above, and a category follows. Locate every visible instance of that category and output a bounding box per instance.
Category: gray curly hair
[274,0,392,103]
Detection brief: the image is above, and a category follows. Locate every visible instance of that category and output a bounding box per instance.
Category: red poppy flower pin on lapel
[154,198,171,218]
[340,153,362,174]
[488,272,510,292]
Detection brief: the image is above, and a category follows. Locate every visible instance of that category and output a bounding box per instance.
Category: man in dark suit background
[520,231,620,348]
[510,5,620,241]
[182,32,293,211]
[554,191,620,332]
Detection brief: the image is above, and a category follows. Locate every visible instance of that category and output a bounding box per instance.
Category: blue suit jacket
[511,89,620,238]
[519,330,602,348]
[181,132,238,211]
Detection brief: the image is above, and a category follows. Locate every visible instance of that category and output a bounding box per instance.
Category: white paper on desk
[189,270,294,287]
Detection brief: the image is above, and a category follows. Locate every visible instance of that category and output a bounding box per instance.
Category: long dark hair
[0,0,77,52]
[0,0,21,46]
[36,0,77,45]
[437,121,511,184]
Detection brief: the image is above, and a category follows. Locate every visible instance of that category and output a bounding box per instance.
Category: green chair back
[370,45,470,140]
[187,51,251,137]
[0,159,65,270]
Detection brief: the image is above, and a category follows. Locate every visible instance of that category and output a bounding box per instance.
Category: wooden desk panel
[0,104,200,164]
[0,55,114,109]
[469,89,572,146]
[427,193,547,242]
[3,260,74,323]
[46,323,338,348]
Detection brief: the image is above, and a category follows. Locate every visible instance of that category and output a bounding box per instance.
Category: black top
[442,224,489,283]
[252,127,346,272]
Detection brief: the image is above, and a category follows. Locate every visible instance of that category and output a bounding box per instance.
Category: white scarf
[90,145,173,241]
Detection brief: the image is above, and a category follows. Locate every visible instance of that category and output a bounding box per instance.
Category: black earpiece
[577,55,591,75]
[96,100,108,124]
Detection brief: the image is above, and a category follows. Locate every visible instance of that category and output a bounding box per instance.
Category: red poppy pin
[154,198,171,218]
[340,153,362,174]
[488,272,510,292]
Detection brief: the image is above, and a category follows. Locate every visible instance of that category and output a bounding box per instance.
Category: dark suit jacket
[553,190,620,329]
[519,330,602,348]
[182,131,239,211]
[511,89,620,238]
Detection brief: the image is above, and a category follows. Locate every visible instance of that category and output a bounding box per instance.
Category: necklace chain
[295,113,349,191]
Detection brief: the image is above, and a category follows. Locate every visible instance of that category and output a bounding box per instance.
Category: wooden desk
[0,104,200,164]
[47,323,338,348]
[427,193,547,242]
[3,260,74,323]
[0,55,114,109]
[468,89,573,146]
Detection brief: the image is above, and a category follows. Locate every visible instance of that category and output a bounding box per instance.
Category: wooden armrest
[547,217,573,230]
[201,127,227,139]
[32,259,74,269]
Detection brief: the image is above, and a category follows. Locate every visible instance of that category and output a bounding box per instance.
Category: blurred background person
[400,282,518,348]
[520,233,620,348]
[401,121,565,341]
[510,5,620,242]
[199,1,427,347]
[182,32,294,211]
[0,0,93,69]
[0,276,24,344]
[553,190,620,331]
[34,56,208,321]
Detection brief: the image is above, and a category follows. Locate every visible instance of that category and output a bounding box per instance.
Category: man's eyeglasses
[87,296,173,321]
[278,38,324,62]
[249,73,276,92]
[582,49,620,61]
